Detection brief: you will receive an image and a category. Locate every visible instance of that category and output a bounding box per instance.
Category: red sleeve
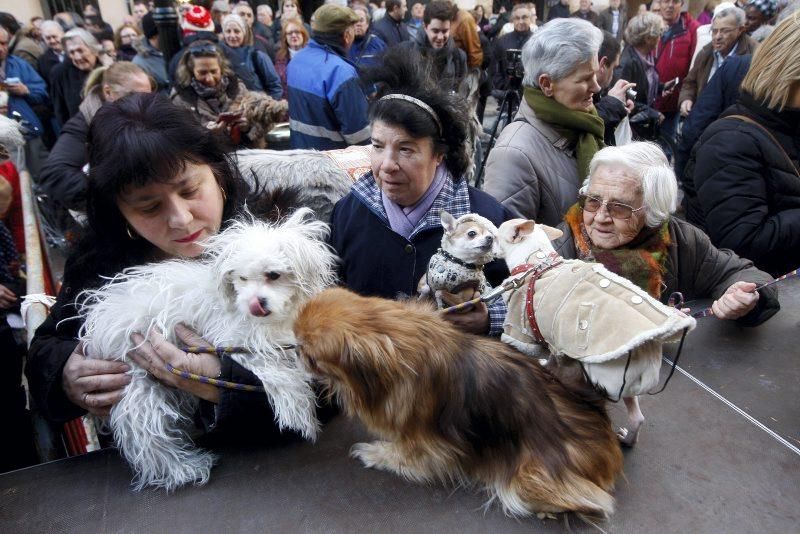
[0,161,25,254]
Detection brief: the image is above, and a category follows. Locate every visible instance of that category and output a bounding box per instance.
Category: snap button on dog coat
[599,278,610,288]
[631,295,643,304]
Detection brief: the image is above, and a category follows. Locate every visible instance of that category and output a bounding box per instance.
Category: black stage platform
[2,279,798,533]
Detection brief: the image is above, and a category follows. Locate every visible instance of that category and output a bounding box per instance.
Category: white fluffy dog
[77,208,337,491]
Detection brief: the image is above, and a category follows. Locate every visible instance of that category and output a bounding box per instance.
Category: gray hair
[63,27,102,53]
[522,18,603,87]
[624,12,664,48]
[713,6,746,26]
[257,4,273,16]
[582,142,677,227]
[40,20,64,35]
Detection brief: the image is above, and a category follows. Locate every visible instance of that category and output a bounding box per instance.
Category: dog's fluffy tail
[493,466,615,520]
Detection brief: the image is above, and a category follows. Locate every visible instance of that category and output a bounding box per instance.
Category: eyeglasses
[580,194,645,220]
[286,30,302,35]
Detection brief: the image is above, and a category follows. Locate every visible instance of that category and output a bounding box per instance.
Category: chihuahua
[418,211,498,309]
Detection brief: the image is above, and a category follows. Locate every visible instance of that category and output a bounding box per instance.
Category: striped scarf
[565,203,670,298]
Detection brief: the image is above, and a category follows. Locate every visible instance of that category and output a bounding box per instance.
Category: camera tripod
[474,85,521,189]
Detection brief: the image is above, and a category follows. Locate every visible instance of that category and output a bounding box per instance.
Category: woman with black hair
[330,49,514,336]
[26,93,298,442]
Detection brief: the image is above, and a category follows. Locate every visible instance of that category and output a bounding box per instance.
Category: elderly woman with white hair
[483,18,606,228]
[49,27,112,125]
[219,14,283,98]
[49,28,113,125]
[552,141,779,327]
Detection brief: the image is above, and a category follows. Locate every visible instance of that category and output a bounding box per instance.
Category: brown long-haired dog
[294,288,624,519]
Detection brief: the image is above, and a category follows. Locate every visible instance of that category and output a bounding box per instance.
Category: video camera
[505,49,524,90]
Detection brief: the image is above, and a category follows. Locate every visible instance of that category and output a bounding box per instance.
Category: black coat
[39,112,89,212]
[686,93,800,277]
[615,44,658,117]
[371,15,410,48]
[49,60,91,126]
[37,48,63,84]
[593,92,628,146]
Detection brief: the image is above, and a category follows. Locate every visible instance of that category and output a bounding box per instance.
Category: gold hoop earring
[220,186,227,202]
[126,224,137,240]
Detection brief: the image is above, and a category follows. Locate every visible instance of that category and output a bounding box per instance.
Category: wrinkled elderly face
[711,14,743,54]
[425,18,450,49]
[512,7,533,32]
[546,57,601,112]
[257,6,273,25]
[66,38,99,71]
[42,25,64,52]
[744,5,766,34]
[583,164,647,250]
[371,120,444,207]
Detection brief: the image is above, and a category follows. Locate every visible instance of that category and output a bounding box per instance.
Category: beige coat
[503,259,696,397]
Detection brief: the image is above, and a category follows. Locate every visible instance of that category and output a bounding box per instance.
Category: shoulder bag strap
[723,114,800,178]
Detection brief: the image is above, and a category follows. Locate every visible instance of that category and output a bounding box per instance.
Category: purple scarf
[382,163,448,239]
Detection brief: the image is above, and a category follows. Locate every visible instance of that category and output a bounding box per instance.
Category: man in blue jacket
[287,5,370,150]
[1,26,48,178]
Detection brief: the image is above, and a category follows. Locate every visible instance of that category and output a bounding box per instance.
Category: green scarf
[523,86,606,181]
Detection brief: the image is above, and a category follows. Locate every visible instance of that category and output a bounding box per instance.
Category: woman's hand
[62,343,132,417]
[438,290,490,335]
[711,281,760,320]
[128,324,222,404]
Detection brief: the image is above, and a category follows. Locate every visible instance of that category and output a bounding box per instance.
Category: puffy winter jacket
[482,97,581,227]
[686,94,800,277]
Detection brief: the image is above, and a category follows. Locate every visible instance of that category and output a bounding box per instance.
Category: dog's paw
[616,426,639,447]
[350,441,388,469]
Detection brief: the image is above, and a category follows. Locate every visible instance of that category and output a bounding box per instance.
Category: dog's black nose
[485,235,494,243]
[258,297,268,308]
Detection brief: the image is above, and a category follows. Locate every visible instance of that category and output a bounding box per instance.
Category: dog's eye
[239,276,247,282]
[265,271,281,281]
[467,230,477,238]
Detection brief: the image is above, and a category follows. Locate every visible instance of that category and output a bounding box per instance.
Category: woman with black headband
[329,49,514,336]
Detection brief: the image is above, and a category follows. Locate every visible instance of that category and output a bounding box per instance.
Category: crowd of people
[0,0,797,477]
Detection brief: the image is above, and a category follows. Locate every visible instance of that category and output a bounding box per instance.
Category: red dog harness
[509,253,563,344]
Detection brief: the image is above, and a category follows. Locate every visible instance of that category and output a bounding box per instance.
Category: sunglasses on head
[188,43,219,56]
[580,194,645,220]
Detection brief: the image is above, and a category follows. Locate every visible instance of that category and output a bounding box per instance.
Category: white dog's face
[227,250,300,323]
[496,219,563,270]
[207,209,339,327]
[441,211,498,264]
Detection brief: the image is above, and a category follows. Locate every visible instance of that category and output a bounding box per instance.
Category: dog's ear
[218,270,238,310]
[499,220,536,243]
[441,211,456,234]
[539,224,564,241]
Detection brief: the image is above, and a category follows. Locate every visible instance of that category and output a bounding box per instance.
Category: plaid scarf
[565,203,670,298]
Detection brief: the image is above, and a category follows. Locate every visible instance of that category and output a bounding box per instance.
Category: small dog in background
[294,287,624,519]
[78,208,337,491]
[495,218,695,446]
[418,211,498,308]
